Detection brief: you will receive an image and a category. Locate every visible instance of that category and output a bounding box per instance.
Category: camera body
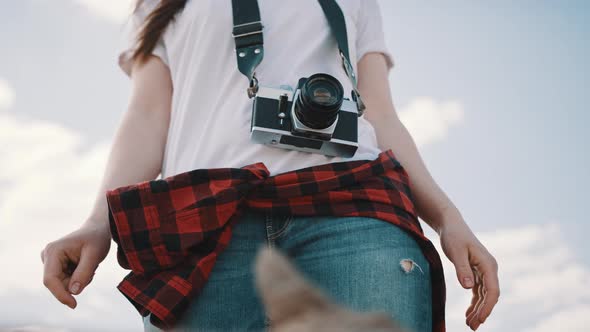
[250,73,359,158]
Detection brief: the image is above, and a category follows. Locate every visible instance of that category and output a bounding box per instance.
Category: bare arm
[85,56,173,234]
[358,53,500,330]
[41,55,173,309]
[357,52,460,235]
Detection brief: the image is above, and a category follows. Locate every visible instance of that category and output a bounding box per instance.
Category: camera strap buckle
[340,51,366,116]
[340,50,356,83]
[247,74,259,98]
[232,21,263,39]
[352,90,366,116]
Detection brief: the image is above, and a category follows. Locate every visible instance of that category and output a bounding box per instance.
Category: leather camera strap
[231,0,366,115]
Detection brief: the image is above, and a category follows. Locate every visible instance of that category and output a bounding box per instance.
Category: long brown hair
[131,0,188,65]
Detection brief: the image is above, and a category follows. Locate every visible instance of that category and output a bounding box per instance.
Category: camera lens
[295,73,344,129]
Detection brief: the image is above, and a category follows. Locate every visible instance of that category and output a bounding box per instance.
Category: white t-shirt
[119,0,394,178]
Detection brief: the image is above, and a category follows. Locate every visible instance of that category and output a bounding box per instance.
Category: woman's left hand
[438,210,500,331]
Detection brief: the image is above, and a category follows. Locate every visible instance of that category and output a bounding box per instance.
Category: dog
[253,246,409,332]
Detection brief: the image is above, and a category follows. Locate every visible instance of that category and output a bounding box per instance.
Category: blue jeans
[143,209,433,332]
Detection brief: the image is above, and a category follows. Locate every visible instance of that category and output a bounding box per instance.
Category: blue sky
[0,1,588,331]
[381,0,590,234]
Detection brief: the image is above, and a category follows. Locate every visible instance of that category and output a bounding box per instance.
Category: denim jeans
[143,209,433,332]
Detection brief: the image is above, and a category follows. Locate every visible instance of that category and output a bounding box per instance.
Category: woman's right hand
[40,220,112,309]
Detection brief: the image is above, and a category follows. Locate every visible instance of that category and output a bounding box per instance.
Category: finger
[43,251,76,309]
[467,288,482,330]
[68,246,100,295]
[453,248,475,289]
[471,272,486,330]
[465,266,481,318]
[477,260,500,324]
[471,270,485,327]
[41,245,53,264]
[465,281,479,318]
[465,288,479,330]
[467,269,485,330]
[469,282,485,330]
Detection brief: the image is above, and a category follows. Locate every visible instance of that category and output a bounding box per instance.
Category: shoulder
[357,0,383,17]
[336,0,382,27]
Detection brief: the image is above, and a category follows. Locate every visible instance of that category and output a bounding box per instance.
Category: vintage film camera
[250,73,359,158]
[231,0,365,157]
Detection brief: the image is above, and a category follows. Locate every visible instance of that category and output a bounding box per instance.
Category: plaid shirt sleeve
[106,148,446,331]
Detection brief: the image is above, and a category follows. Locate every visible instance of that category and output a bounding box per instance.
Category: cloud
[71,0,135,23]
[0,111,141,330]
[0,78,16,110]
[397,97,464,147]
[522,304,590,332]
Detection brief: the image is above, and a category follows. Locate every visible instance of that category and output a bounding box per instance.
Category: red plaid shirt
[106,149,446,331]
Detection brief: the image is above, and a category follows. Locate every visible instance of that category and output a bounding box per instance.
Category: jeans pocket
[268,214,293,239]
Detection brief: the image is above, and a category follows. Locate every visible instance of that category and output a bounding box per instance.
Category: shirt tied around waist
[106,148,446,331]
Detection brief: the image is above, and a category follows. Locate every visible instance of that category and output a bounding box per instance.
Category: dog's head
[253,246,409,332]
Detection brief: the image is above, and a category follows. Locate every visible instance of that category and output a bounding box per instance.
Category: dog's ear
[253,246,409,332]
[253,246,336,323]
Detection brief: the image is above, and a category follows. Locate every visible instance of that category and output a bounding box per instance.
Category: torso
[159,0,382,178]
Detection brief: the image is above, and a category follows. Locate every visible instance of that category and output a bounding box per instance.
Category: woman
[40,0,499,331]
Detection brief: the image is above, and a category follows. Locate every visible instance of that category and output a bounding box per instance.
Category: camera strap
[231,0,264,98]
[231,0,366,116]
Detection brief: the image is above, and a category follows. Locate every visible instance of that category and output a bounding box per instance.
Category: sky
[0,0,589,331]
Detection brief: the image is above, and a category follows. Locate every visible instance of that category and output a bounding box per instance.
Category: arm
[357,52,458,236]
[41,55,172,309]
[357,52,500,331]
[85,56,173,234]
